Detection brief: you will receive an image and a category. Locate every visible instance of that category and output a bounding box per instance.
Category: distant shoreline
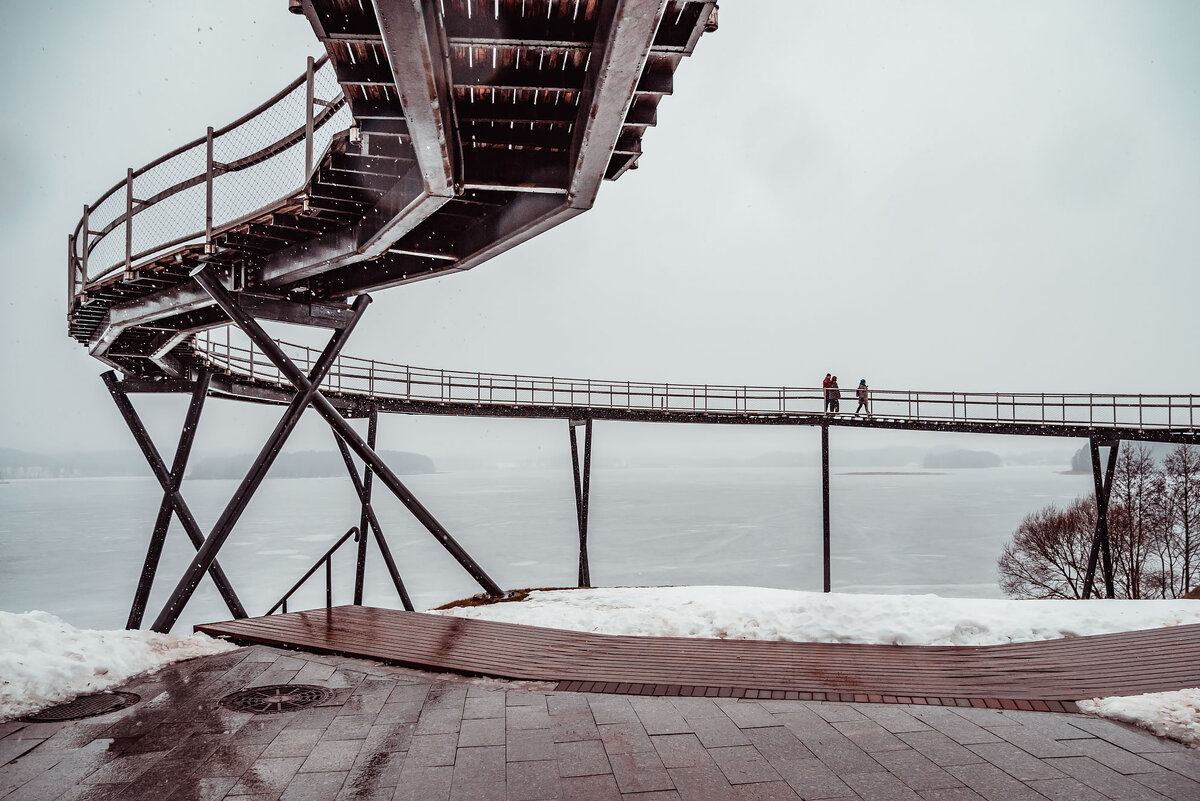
[841,471,947,476]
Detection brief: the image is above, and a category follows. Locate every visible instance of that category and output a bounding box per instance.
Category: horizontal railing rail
[190,330,1200,432]
[68,55,351,309]
[266,526,358,615]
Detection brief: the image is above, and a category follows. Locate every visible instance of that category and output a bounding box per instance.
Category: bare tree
[998,497,1097,599]
[1163,445,1200,596]
[1108,444,1163,598]
[999,444,1199,600]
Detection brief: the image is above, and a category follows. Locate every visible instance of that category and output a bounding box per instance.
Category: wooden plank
[196,607,1200,709]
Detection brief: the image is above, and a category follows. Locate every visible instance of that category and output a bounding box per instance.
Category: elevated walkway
[66,3,1197,634]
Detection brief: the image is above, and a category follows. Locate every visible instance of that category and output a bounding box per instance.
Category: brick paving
[1,646,1198,801]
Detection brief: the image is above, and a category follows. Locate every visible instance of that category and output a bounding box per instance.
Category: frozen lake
[0,465,1092,632]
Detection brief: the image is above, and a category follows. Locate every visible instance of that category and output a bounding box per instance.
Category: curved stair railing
[67,56,349,307]
[190,329,1199,432]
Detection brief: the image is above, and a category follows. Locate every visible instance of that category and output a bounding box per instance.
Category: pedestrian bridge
[65,1,1196,632]
[176,330,1200,445]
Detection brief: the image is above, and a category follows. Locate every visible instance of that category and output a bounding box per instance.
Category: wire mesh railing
[190,330,1200,432]
[68,55,351,308]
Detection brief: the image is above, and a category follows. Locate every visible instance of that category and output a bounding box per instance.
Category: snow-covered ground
[0,611,237,722]
[430,586,1200,645]
[431,586,1200,748]
[4,590,1198,749]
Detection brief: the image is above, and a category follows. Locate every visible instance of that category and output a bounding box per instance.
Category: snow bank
[0,611,237,722]
[1079,690,1200,749]
[428,586,1200,646]
[432,586,1200,749]
[1080,690,1200,748]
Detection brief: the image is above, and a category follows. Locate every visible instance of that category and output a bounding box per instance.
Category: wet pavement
[1,645,1197,800]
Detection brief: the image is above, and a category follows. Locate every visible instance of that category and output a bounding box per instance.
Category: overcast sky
[1,1,1197,465]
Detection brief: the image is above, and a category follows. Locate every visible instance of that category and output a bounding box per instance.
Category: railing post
[205,126,215,253]
[67,235,76,312]
[80,204,90,285]
[305,56,315,180]
[325,555,332,608]
[821,422,831,593]
[369,361,376,396]
[124,168,134,276]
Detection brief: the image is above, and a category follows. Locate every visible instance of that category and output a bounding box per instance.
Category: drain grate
[219,684,332,714]
[23,691,140,722]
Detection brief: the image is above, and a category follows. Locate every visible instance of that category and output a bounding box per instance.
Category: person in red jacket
[822,373,832,414]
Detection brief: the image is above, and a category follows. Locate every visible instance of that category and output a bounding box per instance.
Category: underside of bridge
[70,0,716,379]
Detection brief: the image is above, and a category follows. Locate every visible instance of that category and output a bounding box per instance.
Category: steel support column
[570,419,593,587]
[331,427,414,611]
[822,422,831,593]
[353,404,379,604]
[102,370,247,626]
[1083,438,1120,599]
[193,267,503,601]
[125,371,211,629]
[150,284,370,632]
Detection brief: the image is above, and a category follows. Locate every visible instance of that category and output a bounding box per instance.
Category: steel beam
[568,0,670,210]
[124,371,211,629]
[372,0,457,196]
[354,405,379,604]
[570,419,594,587]
[1083,439,1120,599]
[102,370,247,624]
[822,422,831,593]
[195,267,503,599]
[332,424,414,611]
[149,280,371,632]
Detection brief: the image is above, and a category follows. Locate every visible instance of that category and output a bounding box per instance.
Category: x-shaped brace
[1082,438,1120,599]
[149,266,502,632]
[103,369,246,627]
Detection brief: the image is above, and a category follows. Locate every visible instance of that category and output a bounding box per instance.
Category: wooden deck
[196,606,1200,714]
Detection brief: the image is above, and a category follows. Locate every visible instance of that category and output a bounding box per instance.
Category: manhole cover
[219,684,332,714]
[22,691,140,722]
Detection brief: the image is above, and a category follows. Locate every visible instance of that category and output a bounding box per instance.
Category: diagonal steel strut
[150,282,371,632]
[569,419,593,588]
[1083,439,1120,599]
[102,370,247,624]
[331,421,414,611]
[193,266,503,602]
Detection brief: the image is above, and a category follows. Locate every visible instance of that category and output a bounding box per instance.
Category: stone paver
[2,645,1198,801]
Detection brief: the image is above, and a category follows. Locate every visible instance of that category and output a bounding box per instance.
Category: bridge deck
[196,606,1200,712]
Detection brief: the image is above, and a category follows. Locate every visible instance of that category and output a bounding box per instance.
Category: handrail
[68,54,351,306]
[190,331,1200,433]
[266,526,358,615]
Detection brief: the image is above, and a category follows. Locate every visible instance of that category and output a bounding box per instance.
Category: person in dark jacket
[854,379,871,418]
[822,373,832,414]
[828,376,841,413]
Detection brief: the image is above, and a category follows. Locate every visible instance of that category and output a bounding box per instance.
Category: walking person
[822,373,832,414]
[854,378,871,418]
[829,376,841,414]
